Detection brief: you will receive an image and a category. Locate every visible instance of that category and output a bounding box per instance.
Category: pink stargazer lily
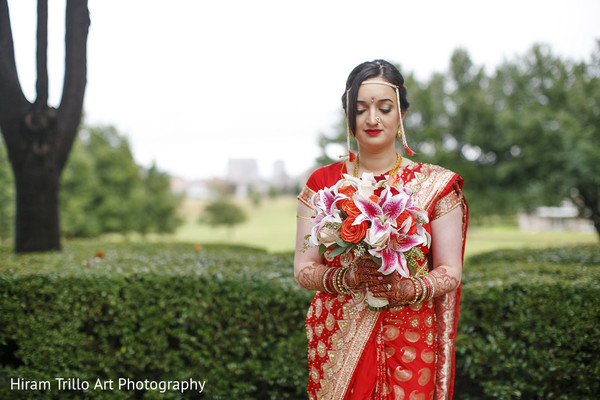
[308,187,344,247]
[305,172,430,280]
[353,185,428,277]
[378,233,427,276]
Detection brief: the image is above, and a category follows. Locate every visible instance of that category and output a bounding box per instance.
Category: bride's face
[354,79,402,151]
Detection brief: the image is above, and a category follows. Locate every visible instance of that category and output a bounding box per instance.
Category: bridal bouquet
[306,172,430,308]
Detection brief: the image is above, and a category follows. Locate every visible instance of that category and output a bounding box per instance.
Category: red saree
[298,161,468,400]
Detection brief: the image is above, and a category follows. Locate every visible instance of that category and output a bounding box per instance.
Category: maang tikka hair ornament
[343,81,416,160]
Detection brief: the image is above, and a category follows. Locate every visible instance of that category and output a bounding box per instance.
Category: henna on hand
[428,266,460,296]
[354,261,406,301]
[348,257,389,292]
[296,262,329,292]
[391,278,415,302]
[346,263,380,290]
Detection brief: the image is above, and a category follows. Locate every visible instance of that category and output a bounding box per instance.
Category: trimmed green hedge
[0,243,312,399]
[1,242,599,399]
[455,244,600,399]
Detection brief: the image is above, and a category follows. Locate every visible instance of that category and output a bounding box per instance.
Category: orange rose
[340,198,361,217]
[340,215,368,243]
[396,210,417,235]
[338,185,357,197]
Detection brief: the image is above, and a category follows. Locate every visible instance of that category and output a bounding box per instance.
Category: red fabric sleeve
[304,162,346,192]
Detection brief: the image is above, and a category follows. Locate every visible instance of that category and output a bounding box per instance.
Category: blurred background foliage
[0,124,182,242]
[317,43,600,234]
[1,42,599,243]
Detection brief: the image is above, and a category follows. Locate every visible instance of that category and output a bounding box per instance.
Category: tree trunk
[572,186,600,242]
[592,210,600,242]
[582,194,600,242]
[15,165,62,252]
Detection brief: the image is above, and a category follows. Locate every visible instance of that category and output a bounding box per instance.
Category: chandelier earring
[394,87,415,156]
[342,89,356,162]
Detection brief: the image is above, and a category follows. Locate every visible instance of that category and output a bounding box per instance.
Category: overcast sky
[6,0,600,180]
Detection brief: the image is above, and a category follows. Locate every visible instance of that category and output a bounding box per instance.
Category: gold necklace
[353,152,402,177]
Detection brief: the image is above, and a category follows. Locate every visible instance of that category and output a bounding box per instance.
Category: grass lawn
[172,196,598,257]
[173,196,299,253]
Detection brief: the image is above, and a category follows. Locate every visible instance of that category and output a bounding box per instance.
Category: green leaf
[408,263,416,276]
[335,239,351,248]
[318,244,328,256]
[328,245,347,258]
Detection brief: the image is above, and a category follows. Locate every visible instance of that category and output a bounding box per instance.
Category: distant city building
[185,179,218,199]
[272,159,298,194]
[227,159,261,198]
[518,201,594,232]
[272,160,288,186]
[169,158,305,199]
[170,176,188,195]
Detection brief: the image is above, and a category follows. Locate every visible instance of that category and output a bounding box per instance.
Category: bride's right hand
[345,257,383,291]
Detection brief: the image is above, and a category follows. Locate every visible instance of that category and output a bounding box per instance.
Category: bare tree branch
[34,0,49,109]
[0,0,30,119]
[56,0,89,169]
[0,0,31,165]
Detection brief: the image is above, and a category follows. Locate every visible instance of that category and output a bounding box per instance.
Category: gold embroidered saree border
[332,305,379,399]
[434,291,458,400]
[298,186,316,209]
[314,294,379,400]
[403,162,457,212]
[402,162,466,400]
[431,190,462,221]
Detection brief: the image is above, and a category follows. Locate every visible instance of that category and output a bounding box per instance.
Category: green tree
[200,197,247,238]
[0,139,14,242]
[136,163,183,234]
[492,43,600,236]
[60,125,182,237]
[315,45,600,238]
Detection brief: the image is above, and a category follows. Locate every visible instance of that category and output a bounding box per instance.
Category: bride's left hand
[356,260,416,303]
[350,258,398,298]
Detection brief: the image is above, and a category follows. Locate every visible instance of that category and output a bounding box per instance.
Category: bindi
[370,96,375,103]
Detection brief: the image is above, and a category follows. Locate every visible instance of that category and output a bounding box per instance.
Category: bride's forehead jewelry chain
[360,80,416,156]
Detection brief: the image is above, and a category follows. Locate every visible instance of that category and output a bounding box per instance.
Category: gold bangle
[340,267,352,294]
[322,267,334,293]
[335,267,351,294]
[331,268,342,294]
[416,277,427,303]
[330,268,338,293]
[321,268,328,293]
[404,276,421,305]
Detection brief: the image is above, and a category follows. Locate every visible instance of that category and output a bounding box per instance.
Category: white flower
[364,218,392,251]
[316,226,341,247]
